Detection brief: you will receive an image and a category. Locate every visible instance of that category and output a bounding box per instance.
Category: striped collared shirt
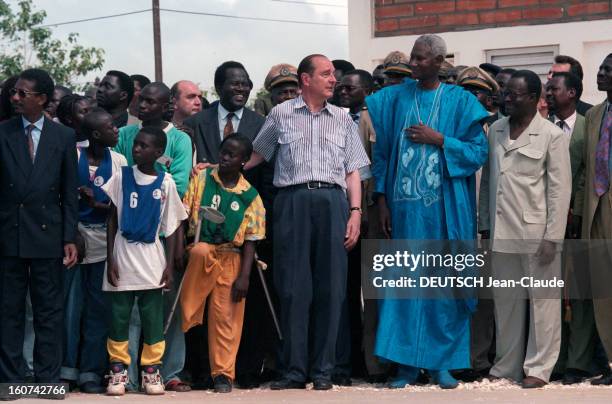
[253,96,370,188]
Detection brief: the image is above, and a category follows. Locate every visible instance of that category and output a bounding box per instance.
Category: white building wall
[349,0,612,105]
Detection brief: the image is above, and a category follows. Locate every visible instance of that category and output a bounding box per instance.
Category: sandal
[165,379,192,392]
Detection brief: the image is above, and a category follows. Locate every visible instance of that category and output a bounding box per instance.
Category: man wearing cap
[447,65,467,85]
[439,60,454,83]
[268,64,300,107]
[480,63,502,81]
[234,63,299,389]
[254,64,299,116]
[458,67,500,129]
[372,64,386,92]
[382,51,412,87]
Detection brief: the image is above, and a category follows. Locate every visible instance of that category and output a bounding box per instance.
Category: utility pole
[152,0,163,82]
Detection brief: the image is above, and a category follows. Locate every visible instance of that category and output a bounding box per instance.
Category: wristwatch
[350,207,362,214]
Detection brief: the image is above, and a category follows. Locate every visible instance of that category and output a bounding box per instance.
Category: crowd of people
[0,33,612,398]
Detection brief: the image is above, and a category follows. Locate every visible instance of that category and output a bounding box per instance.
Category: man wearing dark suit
[183,61,265,388]
[0,69,78,386]
[184,61,265,164]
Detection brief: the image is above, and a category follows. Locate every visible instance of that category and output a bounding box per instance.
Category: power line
[270,0,346,7]
[161,8,347,26]
[37,7,347,28]
[38,9,151,28]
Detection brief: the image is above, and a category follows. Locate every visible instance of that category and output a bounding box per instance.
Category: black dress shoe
[270,378,306,390]
[366,374,388,384]
[452,369,481,383]
[60,379,77,392]
[591,373,612,386]
[79,381,106,394]
[562,369,590,385]
[235,373,261,389]
[313,379,333,390]
[549,372,564,382]
[191,376,213,390]
[331,374,352,386]
[213,375,232,393]
[260,368,282,383]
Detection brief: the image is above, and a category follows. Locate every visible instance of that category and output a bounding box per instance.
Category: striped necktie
[25,123,35,162]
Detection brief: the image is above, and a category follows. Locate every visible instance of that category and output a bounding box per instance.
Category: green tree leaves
[0,0,104,89]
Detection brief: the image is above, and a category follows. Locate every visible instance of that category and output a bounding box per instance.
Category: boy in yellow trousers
[181,133,265,393]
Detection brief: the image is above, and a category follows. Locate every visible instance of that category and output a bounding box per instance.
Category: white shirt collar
[218,103,244,121]
[22,115,44,130]
[553,110,577,133]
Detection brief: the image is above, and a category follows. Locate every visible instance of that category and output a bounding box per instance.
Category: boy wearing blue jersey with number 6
[101,126,187,396]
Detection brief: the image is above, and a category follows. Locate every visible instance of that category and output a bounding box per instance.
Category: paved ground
[23,379,612,403]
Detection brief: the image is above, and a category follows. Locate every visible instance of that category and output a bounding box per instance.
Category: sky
[17,0,348,95]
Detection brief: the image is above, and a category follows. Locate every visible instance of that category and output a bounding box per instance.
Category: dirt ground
[24,379,612,403]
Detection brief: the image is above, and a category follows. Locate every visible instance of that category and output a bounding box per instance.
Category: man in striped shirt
[245,54,370,391]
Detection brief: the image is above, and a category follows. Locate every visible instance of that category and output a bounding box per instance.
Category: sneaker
[106,363,129,396]
[142,366,165,395]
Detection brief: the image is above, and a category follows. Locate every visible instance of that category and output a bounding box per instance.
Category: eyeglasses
[502,91,529,100]
[9,88,41,98]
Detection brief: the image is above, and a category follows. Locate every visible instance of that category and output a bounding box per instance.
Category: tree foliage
[0,0,105,89]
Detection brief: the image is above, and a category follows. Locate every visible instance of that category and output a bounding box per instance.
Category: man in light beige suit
[479,70,571,388]
[574,53,612,386]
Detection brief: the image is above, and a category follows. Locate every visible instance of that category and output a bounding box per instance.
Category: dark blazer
[0,116,78,258]
[184,104,265,164]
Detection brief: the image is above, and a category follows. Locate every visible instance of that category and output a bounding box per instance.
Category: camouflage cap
[457,66,499,93]
[383,51,411,76]
[439,60,455,76]
[264,63,298,91]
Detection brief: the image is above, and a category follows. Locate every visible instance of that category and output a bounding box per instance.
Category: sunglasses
[9,88,41,98]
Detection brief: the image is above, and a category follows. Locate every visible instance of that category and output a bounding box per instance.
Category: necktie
[223,112,235,138]
[594,109,612,196]
[557,120,565,130]
[25,124,35,162]
[350,112,359,124]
